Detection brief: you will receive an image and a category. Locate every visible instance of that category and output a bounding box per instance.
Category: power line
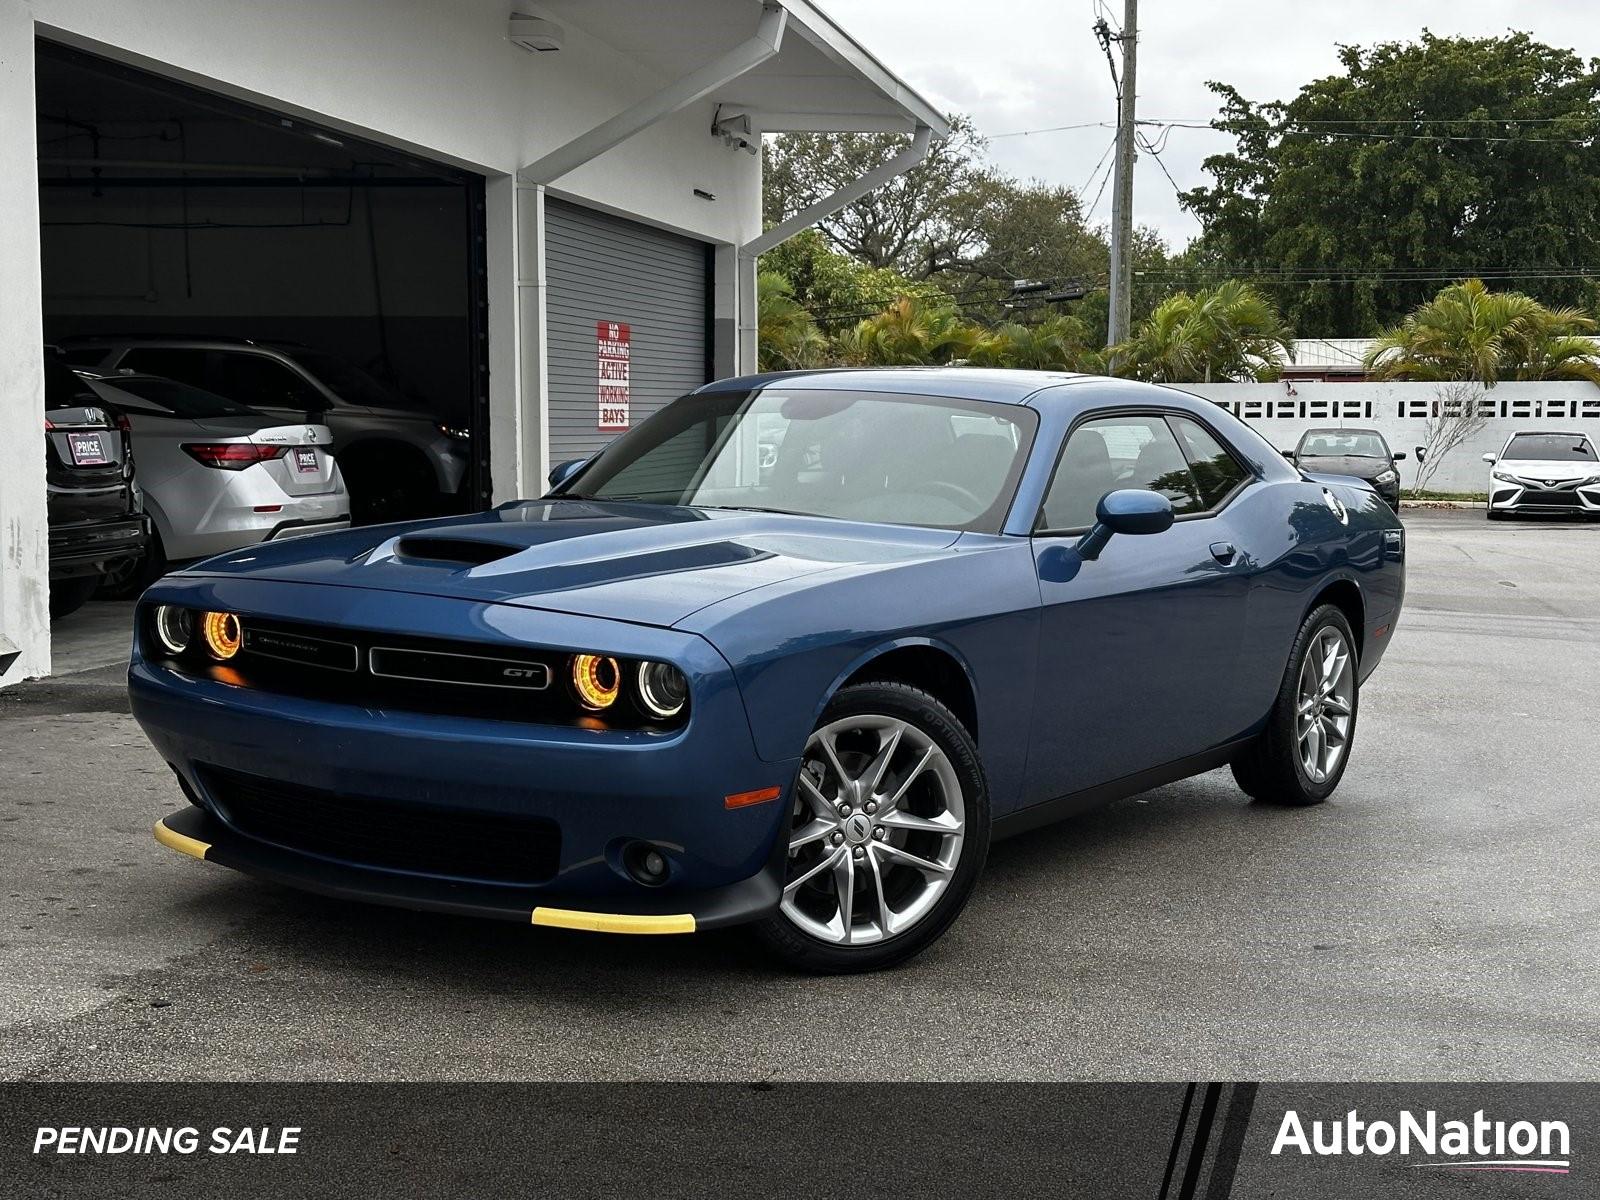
[989,120,1113,140]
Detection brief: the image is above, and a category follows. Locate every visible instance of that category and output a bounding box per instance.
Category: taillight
[114,413,132,432]
[182,443,288,470]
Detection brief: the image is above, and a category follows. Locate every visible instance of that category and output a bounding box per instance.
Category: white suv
[1483,431,1600,520]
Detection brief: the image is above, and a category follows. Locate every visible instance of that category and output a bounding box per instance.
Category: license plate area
[292,447,320,474]
[68,431,109,466]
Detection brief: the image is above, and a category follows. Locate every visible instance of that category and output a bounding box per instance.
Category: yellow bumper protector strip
[153,818,211,861]
[531,907,695,935]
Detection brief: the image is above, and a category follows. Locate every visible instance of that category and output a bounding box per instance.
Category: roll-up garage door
[546,199,711,462]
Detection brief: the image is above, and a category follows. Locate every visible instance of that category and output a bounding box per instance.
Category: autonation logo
[1273,1109,1571,1175]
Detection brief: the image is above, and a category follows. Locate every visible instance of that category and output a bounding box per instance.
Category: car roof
[697,367,1107,405]
[1302,427,1382,436]
[1507,429,1589,437]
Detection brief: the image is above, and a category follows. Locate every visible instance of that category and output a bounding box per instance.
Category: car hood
[1494,459,1600,482]
[179,499,960,628]
[1296,455,1393,480]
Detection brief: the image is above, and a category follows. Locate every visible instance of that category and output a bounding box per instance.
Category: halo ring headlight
[636,661,688,719]
[572,654,620,710]
[202,611,242,660]
[154,605,194,655]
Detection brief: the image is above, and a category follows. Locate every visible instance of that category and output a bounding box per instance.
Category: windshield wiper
[696,504,812,517]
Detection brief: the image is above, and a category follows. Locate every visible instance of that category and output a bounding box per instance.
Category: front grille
[201,765,560,885]
[1519,489,1583,507]
[222,617,571,723]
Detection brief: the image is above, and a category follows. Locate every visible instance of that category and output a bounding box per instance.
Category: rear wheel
[751,682,990,973]
[1232,604,1359,806]
[96,528,167,600]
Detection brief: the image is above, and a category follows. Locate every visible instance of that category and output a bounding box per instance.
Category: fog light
[201,611,242,660]
[572,653,620,710]
[154,605,193,655]
[636,660,688,719]
[623,841,671,887]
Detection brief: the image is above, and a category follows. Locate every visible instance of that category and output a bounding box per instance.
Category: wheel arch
[1306,574,1366,661]
[824,638,980,744]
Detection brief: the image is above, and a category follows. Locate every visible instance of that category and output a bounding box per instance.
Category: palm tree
[838,296,983,366]
[756,271,827,371]
[1364,278,1600,384]
[1111,280,1294,382]
[967,315,1100,371]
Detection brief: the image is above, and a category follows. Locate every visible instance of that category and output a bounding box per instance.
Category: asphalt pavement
[2,509,1595,1081]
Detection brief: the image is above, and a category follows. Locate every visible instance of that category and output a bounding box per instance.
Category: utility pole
[1105,0,1137,348]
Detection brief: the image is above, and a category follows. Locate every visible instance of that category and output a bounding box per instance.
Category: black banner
[2,1083,1592,1198]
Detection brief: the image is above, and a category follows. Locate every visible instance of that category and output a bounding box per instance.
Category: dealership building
[0,0,946,685]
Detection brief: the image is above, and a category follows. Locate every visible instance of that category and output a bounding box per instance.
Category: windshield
[1297,430,1389,459]
[1503,433,1597,461]
[282,349,419,410]
[567,388,1038,532]
[100,376,259,420]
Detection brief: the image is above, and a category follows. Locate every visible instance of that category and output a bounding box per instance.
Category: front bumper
[49,513,149,576]
[154,806,781,932]
[1489,481,1600,514]
[131,576,796,932]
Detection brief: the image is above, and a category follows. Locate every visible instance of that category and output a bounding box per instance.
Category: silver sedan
[85,374,351,597]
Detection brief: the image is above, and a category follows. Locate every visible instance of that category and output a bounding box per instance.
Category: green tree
[1111,280,1295,382]
[967,315,1101,371]
[834,296,984,366]
[756,271,828,371]
[1182,33,1600,334]
[1364,278,1600,383]
[758,229,944,332]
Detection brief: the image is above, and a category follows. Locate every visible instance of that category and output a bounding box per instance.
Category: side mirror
[1481,453,1497,464]
[1392,451,1407,461]
[1280,449,1297,461]
[1076,489,1175,561]
[1414,447,1426,463]
[547,457,588,489]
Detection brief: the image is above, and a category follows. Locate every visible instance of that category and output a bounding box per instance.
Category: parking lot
[1,508,1595,1082]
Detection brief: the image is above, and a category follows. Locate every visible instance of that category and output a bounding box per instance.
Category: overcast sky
[824,0,1596,251]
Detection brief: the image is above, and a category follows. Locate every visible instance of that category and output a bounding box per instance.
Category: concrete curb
[1400,499,1485,510]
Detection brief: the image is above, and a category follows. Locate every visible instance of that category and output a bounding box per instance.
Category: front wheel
[751,682,990,973]
[1232,604,1359,806]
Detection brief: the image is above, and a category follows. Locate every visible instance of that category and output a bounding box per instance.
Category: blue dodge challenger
[133,369,1405,971]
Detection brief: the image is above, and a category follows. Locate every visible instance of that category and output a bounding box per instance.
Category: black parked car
[44,353,148,618]
[1285,427,1406,509]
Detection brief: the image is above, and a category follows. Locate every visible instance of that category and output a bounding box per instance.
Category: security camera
[508,14,564,52]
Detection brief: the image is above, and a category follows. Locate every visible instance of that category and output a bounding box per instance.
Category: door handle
[1209,541,1238,566]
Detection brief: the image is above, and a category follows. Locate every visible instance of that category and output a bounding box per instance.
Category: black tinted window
[105,377,258,420]
[1172,416,1250,508]
[1040,414,1201,531]
[1503,434,1596,461]
[119,348,209,388]
[214,354,324,409]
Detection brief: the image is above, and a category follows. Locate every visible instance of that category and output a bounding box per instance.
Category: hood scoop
[394,536,524,566]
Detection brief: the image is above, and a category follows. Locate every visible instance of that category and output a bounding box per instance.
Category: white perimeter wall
[1,0,767,685]
[1185,381,1600,494]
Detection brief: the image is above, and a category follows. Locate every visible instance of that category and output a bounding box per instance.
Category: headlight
[636,661,688,719]
[1491,470,1517,483]
[201,611,242,660]
[1374,469,1397,485]
[154,605,193,654]
[435,423,471,440]
[571,653,620,710]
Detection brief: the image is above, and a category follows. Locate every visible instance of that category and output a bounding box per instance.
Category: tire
[49,575,101,620]
[751,681,991,973]
[1231,604,1360,806]
[1486,508,1504,521]
[96,528,167,600]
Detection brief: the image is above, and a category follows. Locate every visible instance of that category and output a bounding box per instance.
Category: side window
[118,348,210,388]
[1039,414,1201,531]
[1170,416,1250,510]
[213,353,324,410]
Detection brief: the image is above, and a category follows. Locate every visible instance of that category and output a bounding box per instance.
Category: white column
[484,174,526,503]
[0,2,49,686]
[736,251,759,376]
[515,180,550,491]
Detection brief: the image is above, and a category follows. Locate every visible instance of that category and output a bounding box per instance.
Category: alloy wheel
[780,714,965,946]
[1296,626,1354,784]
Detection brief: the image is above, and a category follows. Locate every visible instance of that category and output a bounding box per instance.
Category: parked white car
[1483,430,1600,520]
[82,373,351,596]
